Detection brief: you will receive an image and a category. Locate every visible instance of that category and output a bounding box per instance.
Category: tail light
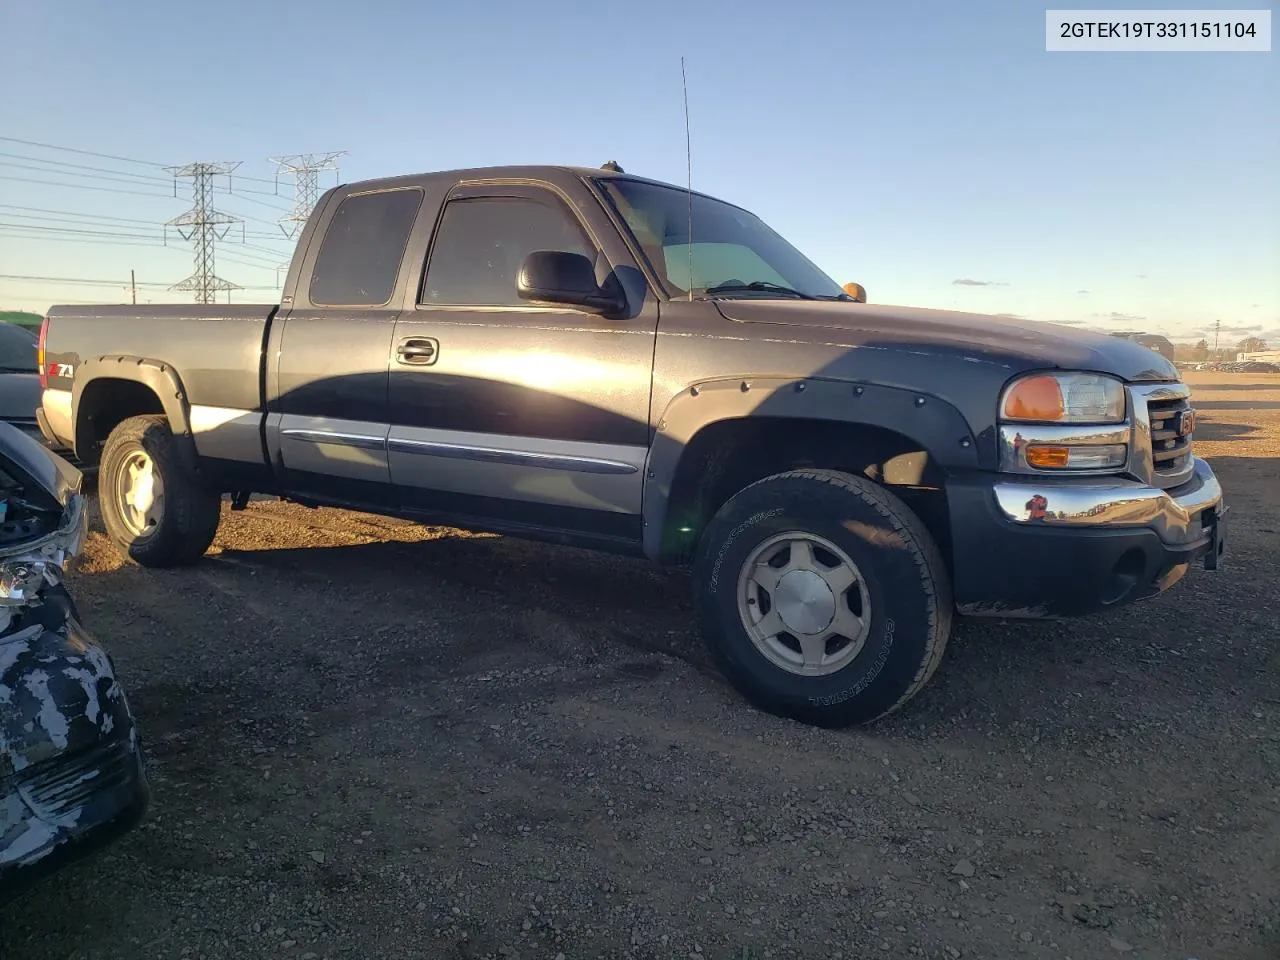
[37,315,49,389]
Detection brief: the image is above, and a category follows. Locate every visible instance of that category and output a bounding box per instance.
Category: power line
[0,272,280,291]
[0,204,294,238]
[220,183,288,198]
[0,135,166,168]
[0,152,174,185]
[238,240,290,257]
[0,160,176,190]
[0,174,174,199]
[0,135,284,186]
[217,254,287,274]
[0,203,163,225]
[232,211,290,228]
[215,188,292,211]
[0,232,175,249]
[0,220,163,241]
[222,249,288,269]
[1,295,141,306]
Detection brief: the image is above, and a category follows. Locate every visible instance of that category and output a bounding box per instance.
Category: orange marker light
[1003,375,1065,421]
[1025,445,1071,468]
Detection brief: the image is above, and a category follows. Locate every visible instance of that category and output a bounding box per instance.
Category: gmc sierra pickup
[36,163,1227,728]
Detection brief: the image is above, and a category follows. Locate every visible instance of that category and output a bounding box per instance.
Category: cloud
[951,278,1007,287]
[1095,311,1146,323]
[1052,319,1087,326]
[1216,324,1264,334]
[1136,274,1149,279]
[994,312,1027,320]
[1076,289,1089,295]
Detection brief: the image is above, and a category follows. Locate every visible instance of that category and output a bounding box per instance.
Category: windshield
[596,179,848,301]
[0,324,38,373]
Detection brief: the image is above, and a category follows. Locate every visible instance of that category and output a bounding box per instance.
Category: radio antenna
[681,56,694,301]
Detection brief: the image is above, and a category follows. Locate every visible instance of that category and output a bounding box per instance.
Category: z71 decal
[51,363,74,378]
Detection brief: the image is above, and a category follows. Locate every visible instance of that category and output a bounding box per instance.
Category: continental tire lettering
[709,506,784,593]
[809,617,895,707]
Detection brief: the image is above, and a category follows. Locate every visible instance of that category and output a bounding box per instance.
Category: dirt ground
[1,371,1276,960]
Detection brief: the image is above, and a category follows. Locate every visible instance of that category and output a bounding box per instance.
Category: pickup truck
[35,163,1227,728]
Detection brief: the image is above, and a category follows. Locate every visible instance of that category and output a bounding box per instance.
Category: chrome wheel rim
[736,531,873,677]
[116,449,164,537]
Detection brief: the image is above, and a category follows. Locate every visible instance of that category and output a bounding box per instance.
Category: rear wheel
[98,415,221,567]
[693,468,952,728]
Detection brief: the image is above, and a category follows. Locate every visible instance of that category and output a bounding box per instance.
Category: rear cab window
[308,188,424,307]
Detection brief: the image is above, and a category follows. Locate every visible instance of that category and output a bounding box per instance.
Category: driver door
[387,182,659,546]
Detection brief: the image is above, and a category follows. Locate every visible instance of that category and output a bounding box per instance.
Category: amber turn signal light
[1025,445,1070,468]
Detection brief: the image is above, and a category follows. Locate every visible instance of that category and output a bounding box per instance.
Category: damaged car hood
[0,421,81,510]
[711,300,1179,383]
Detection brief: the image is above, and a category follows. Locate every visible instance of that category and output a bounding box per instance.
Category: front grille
[18,740,136,825]
[1146,394,1194,486]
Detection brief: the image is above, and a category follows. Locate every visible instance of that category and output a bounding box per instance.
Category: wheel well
[74,378,165,467]
[660,417,952,568]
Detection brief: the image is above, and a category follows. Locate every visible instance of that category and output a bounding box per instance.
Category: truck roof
[328,164,733,206]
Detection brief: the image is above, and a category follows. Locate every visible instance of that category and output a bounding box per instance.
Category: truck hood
[712,300,1179,383]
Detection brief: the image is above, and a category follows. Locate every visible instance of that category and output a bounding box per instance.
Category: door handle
[396,337,438,365]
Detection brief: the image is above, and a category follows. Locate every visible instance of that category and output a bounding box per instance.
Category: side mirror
[517,251,625,315]
[842,282,867,303]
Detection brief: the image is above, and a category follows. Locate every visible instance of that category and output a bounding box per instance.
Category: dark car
[0,421,148,906]
[0,324,80,469]
[0,324,43,443]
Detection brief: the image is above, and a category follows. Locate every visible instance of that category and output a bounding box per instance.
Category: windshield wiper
[701,281,818,300]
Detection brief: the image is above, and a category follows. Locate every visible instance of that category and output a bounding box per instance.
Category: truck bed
[41,303,278,479]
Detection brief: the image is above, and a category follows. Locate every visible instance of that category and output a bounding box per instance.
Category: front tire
[693,469,952,728]
[98,415,221,567]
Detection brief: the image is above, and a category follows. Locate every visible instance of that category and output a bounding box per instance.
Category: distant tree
[1237,336,1270,354]
[1194,339,1209,361]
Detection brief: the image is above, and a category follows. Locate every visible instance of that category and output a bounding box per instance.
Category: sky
[1,0,1276,346]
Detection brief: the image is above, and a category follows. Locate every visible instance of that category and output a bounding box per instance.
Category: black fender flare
[641,376,981,560]
[71,355,200,473]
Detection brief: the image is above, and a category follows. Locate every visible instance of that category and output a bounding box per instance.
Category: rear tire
[98,415,221,567]
[693,468,952,728]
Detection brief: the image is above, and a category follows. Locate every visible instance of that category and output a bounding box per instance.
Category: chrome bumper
[991,455,1223,548]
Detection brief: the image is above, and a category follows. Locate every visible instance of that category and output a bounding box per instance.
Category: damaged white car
[0,421,148,906]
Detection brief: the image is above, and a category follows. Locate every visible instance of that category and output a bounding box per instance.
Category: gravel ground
[1,371,1276,960]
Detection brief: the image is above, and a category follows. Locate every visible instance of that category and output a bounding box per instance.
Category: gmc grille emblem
[1175,408,1196,438]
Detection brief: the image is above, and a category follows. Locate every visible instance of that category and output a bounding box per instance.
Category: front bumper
[948,456,1226,618]
[0,603,149,905]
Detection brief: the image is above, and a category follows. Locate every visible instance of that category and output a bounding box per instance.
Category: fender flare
[71,355,199,472]
[641,376,982,560]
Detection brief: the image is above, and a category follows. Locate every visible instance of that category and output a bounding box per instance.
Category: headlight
[998,372,1131,474]
[1001,373,1126,424]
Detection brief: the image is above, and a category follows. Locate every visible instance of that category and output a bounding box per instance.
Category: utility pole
[269,152,345,238]
[165,162,243,305]
[1213,318,1221,359]
[130,269,136,305]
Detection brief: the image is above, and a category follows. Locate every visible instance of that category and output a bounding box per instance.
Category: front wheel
[98,415,222,567]
[693,468,952,728]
